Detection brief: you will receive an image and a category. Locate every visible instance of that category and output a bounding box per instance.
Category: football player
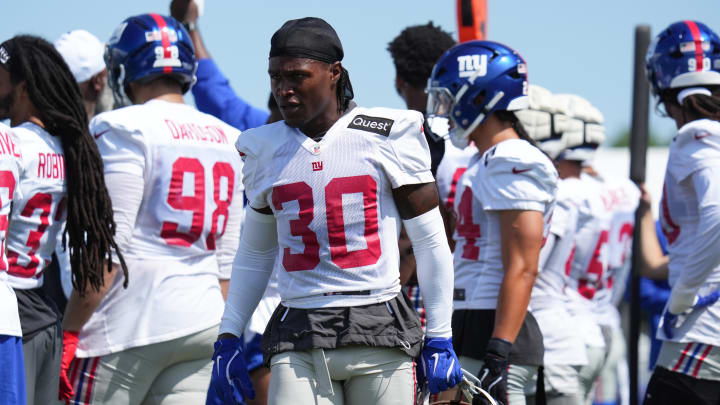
[427,41,558,405]
[0,122,24,405]
[387,21,457,335]
[643,20,720,405]
[58,14,244,404]
[387,21,456,176]
[213,17,462,405]
[516,85,589,405]
[546,93,611,404]
[569,95,637,405]
[0,35,128,405]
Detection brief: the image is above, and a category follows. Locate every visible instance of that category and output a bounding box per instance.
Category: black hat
[269,17,344,63]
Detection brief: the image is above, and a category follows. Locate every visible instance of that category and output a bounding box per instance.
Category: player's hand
[209,337,255,404]
[170,0,199,24]
[477,338,512,405]
[419,337,463,394]
[663,291,720,339]
[58,330,79,400]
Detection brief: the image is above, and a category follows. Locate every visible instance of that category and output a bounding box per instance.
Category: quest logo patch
[347,114,394,137]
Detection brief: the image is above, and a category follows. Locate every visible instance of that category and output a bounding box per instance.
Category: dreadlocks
[387,22,456,88]
[1,35,128,294]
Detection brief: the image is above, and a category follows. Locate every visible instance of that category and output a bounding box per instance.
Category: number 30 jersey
[6,122,66,290]
[452,139,558,310]
[78,100,243,357]
[237,105,433,309]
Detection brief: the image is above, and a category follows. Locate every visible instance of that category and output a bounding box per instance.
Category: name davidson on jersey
[164,119,230,145]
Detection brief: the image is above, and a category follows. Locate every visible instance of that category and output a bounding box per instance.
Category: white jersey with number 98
[77,100,243,358]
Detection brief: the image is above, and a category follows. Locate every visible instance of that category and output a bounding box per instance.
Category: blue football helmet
[646,20,720,97]
[105,13,196,105]
[426,40,528,148]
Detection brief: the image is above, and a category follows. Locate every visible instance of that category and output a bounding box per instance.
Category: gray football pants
[460,355,537,405]
[268,346,414,405]
[578,345,608,405]
[23,321,62,405]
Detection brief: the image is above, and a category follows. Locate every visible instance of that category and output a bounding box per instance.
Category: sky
[2,0,719,144]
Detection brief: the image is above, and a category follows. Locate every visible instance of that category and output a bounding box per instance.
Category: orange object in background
[456,0,487,42]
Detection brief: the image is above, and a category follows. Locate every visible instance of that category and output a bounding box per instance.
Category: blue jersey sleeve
[192,58,269,131]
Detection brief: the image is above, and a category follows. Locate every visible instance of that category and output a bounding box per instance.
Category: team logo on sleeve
[348,115,394,137]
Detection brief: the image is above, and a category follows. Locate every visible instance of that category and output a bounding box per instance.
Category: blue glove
[661,311,678,339]
[419,337,463,394]
[209,337,255,404]
[663,291,720,339]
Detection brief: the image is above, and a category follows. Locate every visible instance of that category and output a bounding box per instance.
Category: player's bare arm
[393,182,440,219]
[63,264,119,331]
[637,184,668,280]
[494,209,543,342]
[170,0,210,59]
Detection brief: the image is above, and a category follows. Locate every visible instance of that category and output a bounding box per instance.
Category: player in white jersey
[0,35,128,405]
[593,176,639,405]
[214,18,462,405]
[0,123,24,405]
[515,84,590,405]
[642,21,720,405]
[427,41,558,405]
[556,93,637,405]
[58,15,244,405]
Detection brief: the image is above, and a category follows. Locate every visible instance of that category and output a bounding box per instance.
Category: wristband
[486,337,512,359]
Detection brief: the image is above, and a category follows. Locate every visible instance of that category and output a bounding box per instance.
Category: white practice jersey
[77,100,243,357]
[237,106,433,308]
[436,138,476,213]
[533,178,580,304]
[531,177,588,366]
[593,177,640,328]
[565,173,614,298]
[0,123,21,336]
[452,139,557,310]
[6,123,66,290]
[562,174,611,348]
[657,119,720,346]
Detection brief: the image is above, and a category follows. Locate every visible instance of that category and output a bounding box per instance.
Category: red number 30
[271,175,381,272]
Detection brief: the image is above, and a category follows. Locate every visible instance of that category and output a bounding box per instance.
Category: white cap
[54,30,105,83]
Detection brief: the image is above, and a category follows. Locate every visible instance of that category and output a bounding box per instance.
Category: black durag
[269,17,354,111]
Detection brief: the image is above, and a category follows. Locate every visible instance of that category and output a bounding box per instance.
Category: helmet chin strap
[112,64,133,108]
[450,91,505,148]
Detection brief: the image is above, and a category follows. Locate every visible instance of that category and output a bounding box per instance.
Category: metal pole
[629,24,651,405]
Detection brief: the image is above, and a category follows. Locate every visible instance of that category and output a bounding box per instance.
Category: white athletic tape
[459,368,499,405]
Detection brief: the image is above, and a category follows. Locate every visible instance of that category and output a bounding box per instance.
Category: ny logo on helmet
[457,54,487,78]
